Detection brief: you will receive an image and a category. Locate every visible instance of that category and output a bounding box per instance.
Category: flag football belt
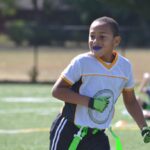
[69,125,122,150]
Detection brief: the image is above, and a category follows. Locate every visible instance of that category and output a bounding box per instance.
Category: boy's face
[89,21,121,60]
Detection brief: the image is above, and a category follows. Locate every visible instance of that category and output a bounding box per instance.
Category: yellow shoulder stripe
[61,75,73,86]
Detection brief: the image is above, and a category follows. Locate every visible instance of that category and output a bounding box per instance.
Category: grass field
[0,47,150,82]
[0,84,149,150]
[0,84,60,150]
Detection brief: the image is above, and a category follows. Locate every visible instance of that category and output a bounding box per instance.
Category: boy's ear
[114,36,121,47]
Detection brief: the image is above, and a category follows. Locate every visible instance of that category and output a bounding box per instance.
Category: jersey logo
[88,89,114,124]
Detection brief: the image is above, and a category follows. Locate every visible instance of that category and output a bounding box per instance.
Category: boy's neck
[88,51,117,63]
[99,52,116,63]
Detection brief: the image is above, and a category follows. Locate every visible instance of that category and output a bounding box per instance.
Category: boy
[139,72,150,98]
[137,72,150,119]
[50,16,150,150]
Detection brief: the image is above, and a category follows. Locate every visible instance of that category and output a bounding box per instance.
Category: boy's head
[89,16,121,61]
[92,16,120,37]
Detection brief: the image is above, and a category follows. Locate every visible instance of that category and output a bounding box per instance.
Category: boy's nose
[93,38,101,45]
[93,38,98,43]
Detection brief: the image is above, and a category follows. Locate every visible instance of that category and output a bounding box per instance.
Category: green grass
[0,84,149,150]
[0,84,62,150]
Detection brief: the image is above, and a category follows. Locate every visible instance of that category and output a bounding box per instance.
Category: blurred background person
[137,72,150,119]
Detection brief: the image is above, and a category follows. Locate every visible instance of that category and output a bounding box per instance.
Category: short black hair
[92,16,120,37]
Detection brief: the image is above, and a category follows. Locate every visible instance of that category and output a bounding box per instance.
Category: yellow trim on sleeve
[61,75,73,86]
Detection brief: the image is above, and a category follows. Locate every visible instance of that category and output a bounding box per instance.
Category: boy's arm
[51,77,89,107]
[122,89,147,130]
[122,89,150,143]
[51,77,109,112]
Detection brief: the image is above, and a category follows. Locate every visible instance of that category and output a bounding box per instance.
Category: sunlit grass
[0,48,150,82]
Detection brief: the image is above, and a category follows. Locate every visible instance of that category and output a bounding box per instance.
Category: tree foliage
[0,0,16,16]
[1,0,150,46]
[65,0,150,25]
[102,0,150,19]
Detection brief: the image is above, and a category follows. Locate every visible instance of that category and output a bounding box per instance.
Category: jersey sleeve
[61,57,81,86]
[123,64,135,91]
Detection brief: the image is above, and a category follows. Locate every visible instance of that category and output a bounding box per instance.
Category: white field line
[0,124,141,135]
[0,107,60,115]
[0,97,62,103]
[0,97,62,115]
[0,128,50,134]
[112,124,139,130]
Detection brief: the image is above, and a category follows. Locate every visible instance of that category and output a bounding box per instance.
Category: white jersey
[61,51,134,129]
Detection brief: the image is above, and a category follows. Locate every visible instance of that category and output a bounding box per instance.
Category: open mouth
[93,46,102,51]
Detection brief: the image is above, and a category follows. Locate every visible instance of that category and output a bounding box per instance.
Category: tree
[65,0,107,24]
[29,0,39,82]
[65,0,150,24]
[102,0,150,19]
[65,0,150,46]
[0,0,16,16]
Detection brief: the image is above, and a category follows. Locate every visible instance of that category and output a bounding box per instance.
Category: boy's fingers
[142,126,150,143]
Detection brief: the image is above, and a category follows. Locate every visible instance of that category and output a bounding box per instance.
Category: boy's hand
[141,126,150,143]
[88,96,110,112]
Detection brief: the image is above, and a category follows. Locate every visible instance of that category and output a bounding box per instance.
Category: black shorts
[49,114,110,150]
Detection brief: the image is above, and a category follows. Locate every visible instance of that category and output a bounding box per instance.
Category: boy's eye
[90,35,95,39]
[99,35,105,39]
